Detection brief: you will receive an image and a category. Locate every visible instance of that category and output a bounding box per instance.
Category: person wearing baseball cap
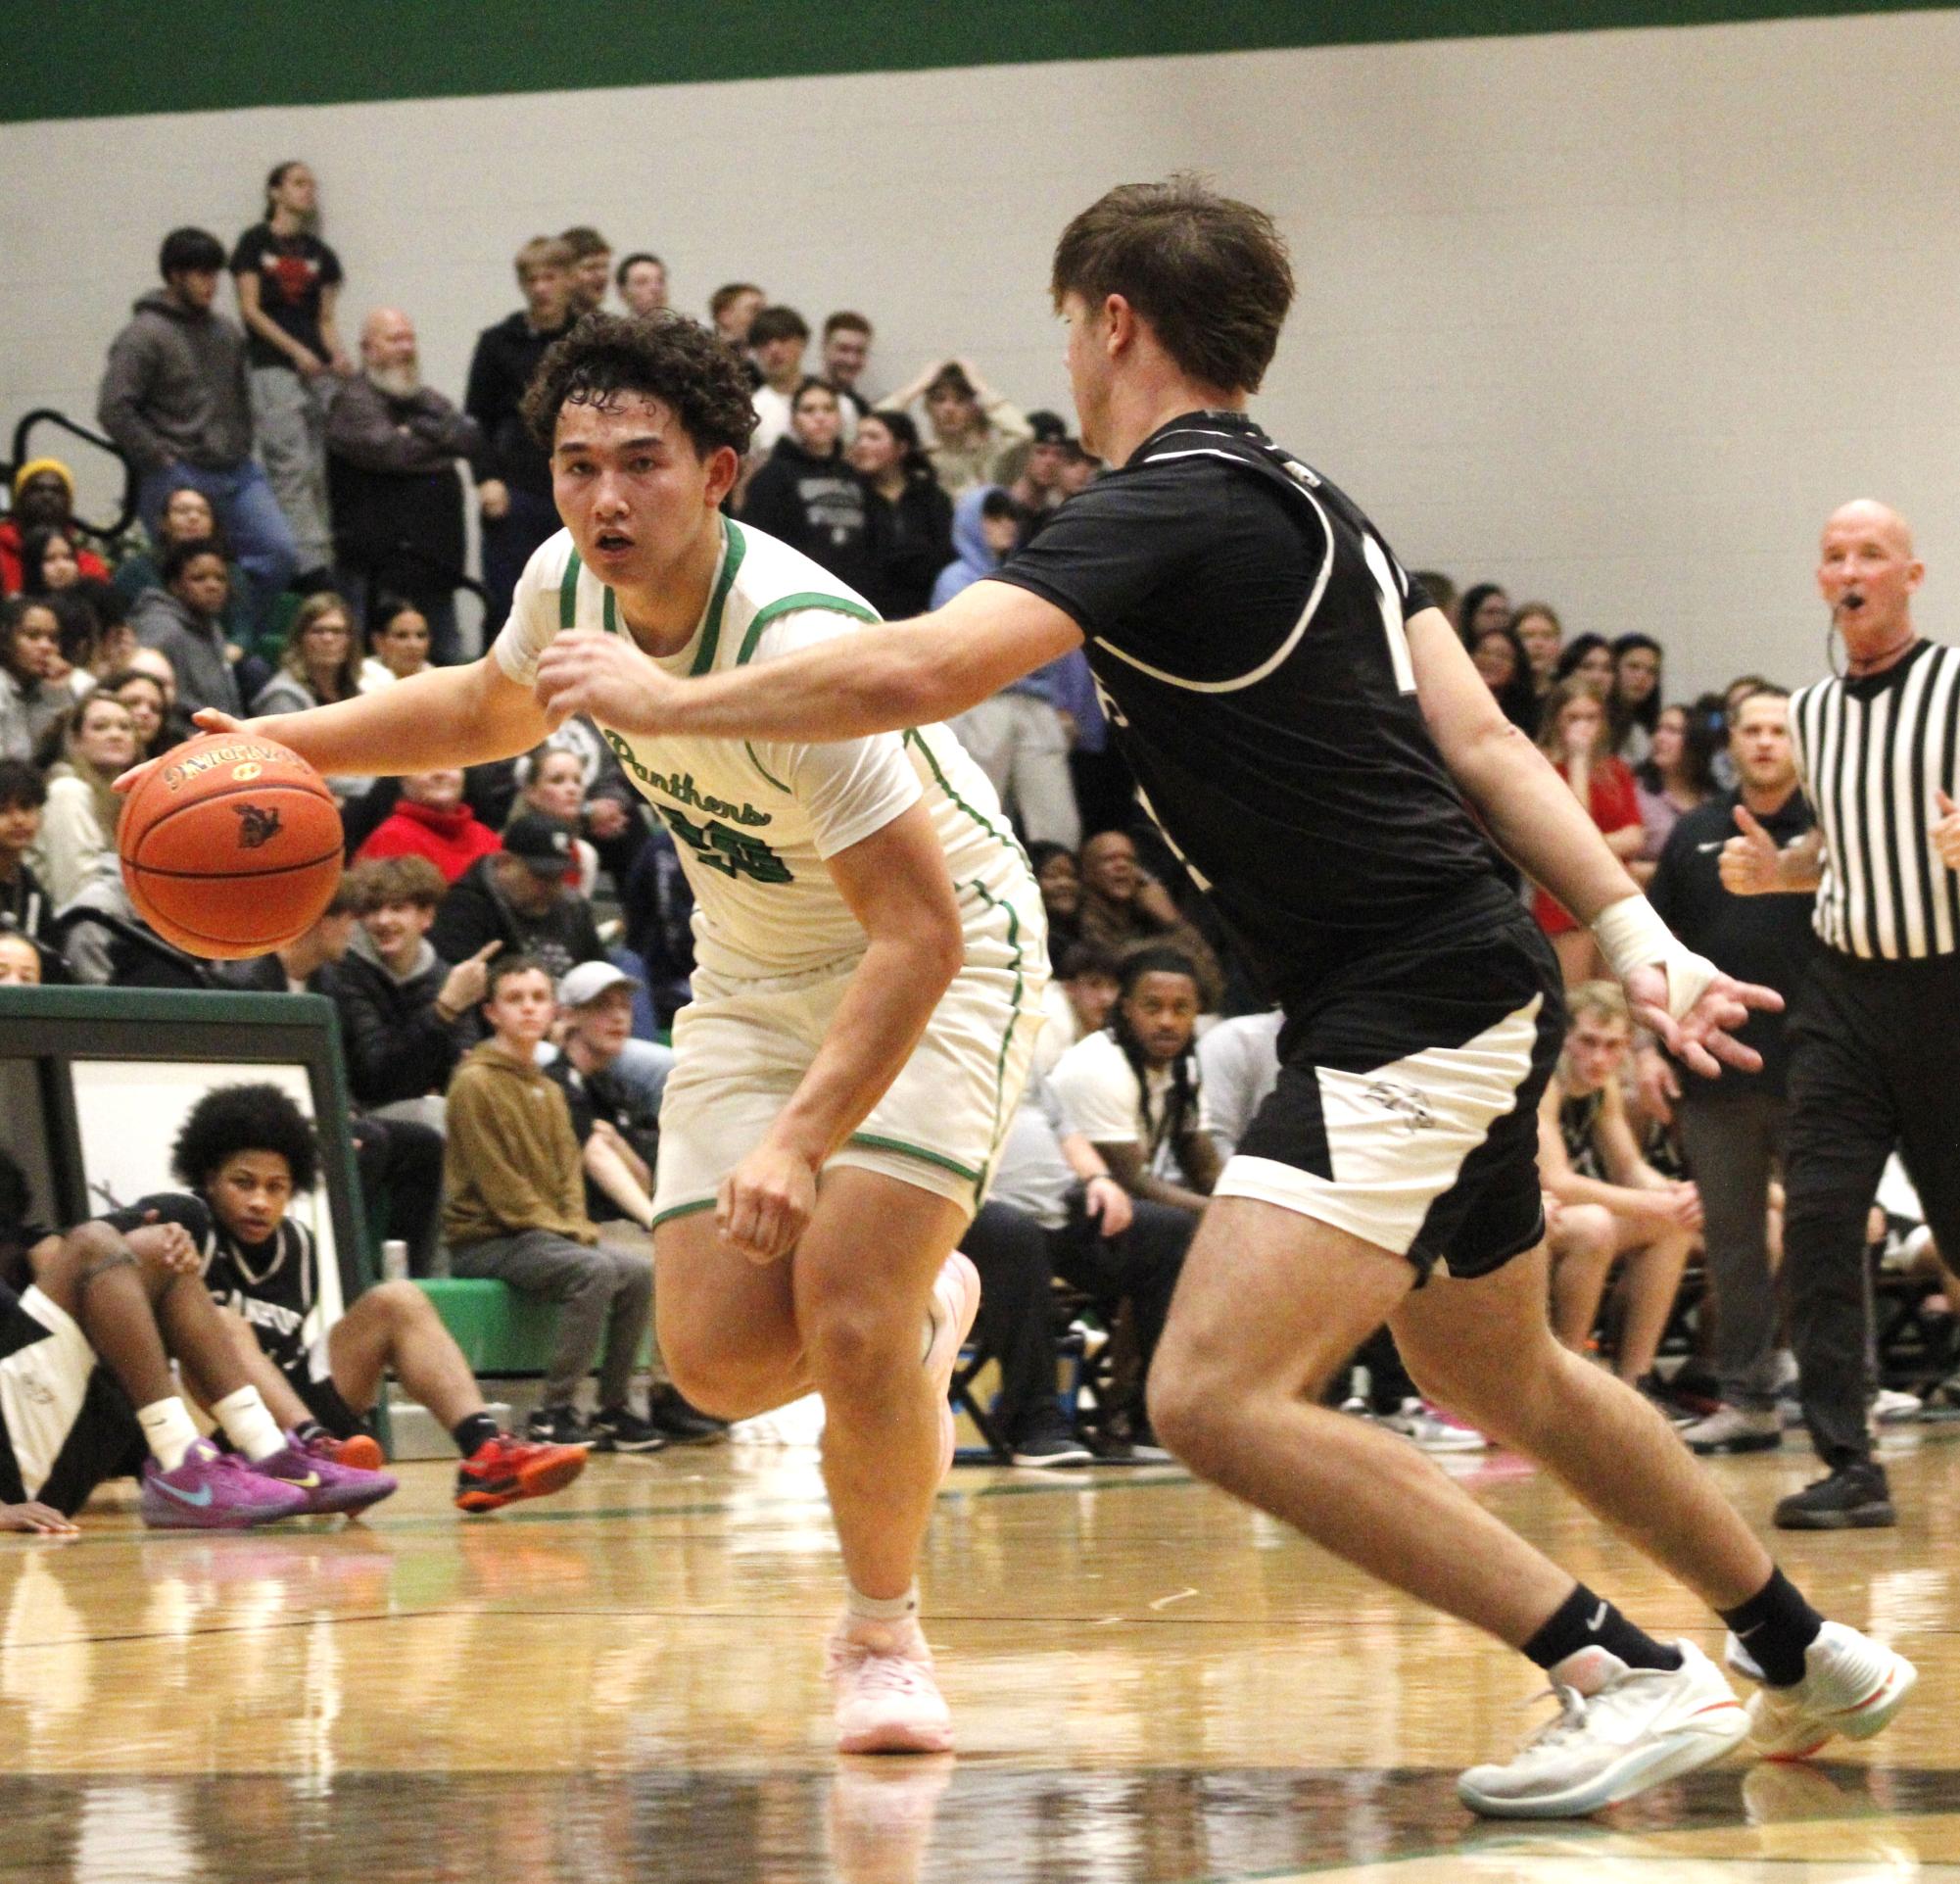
[430,810,606,987]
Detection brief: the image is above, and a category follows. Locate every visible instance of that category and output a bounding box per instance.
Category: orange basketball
[119,733,344,959]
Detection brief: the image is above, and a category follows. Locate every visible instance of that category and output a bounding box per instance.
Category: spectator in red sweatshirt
[0,460,110,596]
[355,767,502,881]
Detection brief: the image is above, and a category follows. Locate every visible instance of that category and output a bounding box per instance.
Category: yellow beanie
[13,458,75,504]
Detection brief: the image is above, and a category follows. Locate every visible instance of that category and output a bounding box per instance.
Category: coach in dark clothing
[1644,686,1817,1455]
[1723,500,1960,1530]
[429,814,605,986]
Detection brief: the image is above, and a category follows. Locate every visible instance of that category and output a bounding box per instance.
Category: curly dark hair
[521,312,756,460]
[170,1083,320,1194]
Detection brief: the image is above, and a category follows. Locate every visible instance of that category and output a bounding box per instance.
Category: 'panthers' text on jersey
[496,522,1035,981]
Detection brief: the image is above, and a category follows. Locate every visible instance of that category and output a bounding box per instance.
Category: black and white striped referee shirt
[1789,639,1960,960]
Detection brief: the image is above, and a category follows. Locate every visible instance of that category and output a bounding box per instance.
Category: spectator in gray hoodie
[128,538,244,718]
[97,227,298,635]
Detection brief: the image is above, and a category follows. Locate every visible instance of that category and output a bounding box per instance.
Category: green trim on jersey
[902,727,1030,874]
[961,876,1029,1197]
[602,588,619,636]
[649,1198,717,1232]
[692,522,750,676]
[558,550,584,631]
[744,742,792,794]
[735,591,882,667]
[845,1134,983,1184]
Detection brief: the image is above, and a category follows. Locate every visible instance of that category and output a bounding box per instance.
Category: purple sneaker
[256,1431,398,1516]
[140,1439,311,1530]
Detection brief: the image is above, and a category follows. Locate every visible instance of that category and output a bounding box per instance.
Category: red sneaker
[454,1433,587,1514]
[320,1432,385,1473]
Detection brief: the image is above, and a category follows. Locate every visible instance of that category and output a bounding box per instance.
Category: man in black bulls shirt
[526,177,1912,1812]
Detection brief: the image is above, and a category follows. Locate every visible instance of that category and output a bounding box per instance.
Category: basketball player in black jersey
[528,178,1913,1812]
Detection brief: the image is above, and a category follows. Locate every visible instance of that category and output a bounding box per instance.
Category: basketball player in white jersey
[120,314,1047,1755]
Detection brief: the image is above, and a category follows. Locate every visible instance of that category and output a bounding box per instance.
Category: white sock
[137,1397,201,1473]
[846,1582,920,1624]
[211,1385,285,1464]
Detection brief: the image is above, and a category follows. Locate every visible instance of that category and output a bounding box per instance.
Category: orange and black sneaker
[454,1433,587,1515]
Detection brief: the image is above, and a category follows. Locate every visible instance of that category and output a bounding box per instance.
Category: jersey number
[657,805,793,884]
[1362,532,1416,695]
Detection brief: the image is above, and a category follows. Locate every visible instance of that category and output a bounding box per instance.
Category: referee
[1723,499,1960,1529]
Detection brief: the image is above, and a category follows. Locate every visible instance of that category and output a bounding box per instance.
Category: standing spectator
[0,598,70,759]
[821,311,875,434]
[938,490,1080,850]
[889,358,1032,497]
[998,411,1072,528]
[110,484,254,650]
[616,252,668,316]
[1537,983,1703,1389]
[0,761,50,944]
[1720,500,1960,1529]
[0,461,109,595]
[849,410,952,620]
[1512,601,1564,702]
[1642,686,1816,1456]
[1610,633,1665,766]
[1469,620,1540,732]
[97,227,299,635]
[739,380,877,595]
[746,306,811,454]
[28,693,136,908]
[559,226,613,316]
[231,161,348,580]
[325,308,483,661]
[443,954,656,1449]
[1532,679,1644,984]
[356,767,502,883]
[358,597,434,691]
[707,281,765,350]
[1076,830,1223,1010]
[1631,702,1718,879]
[465,237,576,632]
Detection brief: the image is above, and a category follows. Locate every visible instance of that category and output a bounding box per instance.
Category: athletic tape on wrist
[1591,894,1716,1022]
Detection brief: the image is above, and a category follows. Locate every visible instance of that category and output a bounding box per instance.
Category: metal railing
[5,408,139,544]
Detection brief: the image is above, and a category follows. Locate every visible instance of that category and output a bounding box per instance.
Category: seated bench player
[114,1082,588,1514]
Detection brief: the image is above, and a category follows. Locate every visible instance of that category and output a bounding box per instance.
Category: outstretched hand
[533,631,677,736]
[1624,960,1783,1079]
[112,708,251,797]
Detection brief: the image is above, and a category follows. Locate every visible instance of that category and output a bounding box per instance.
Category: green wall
[10,0,1948,124]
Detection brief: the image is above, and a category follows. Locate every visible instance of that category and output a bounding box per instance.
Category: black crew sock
[294,1419,332,1448]
[1718,1567,1823,1688]
[453,1412,501,1460]
[1523,1582,1684,1674]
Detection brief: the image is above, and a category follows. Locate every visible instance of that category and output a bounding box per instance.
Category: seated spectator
[820,311,874,434]
[558,225,613,318]
[101,667,170,759]
[1537,983,1703,1391]
[18,525,86,601]
[430,811,603,982]
[467,715,645,889]
[1411,568,1458,628]
[1469,620,1539,732]
[337,855,486,1117]
[1554,631,1614,697]
[1609,633,1664,765]
[358,596,434,690]
[1457,582,1511,642]
[1051,945,1220,1214]
[326,309,483,661]
[510,744,599,894]
[96,226,300,635]
[129,1083,584,1514]
[708,280,765,351]
[1035,941,1121,1077]
[1028,841,1083,969]
[739,379,878,597]
[932,485,1019,609]
[0,459,111,595]
[1057,440,1101,497]
[50,854,214,990]
[71,579,139,689]
[546,962,721,1443]
[111,485,254,648]
[962,1071,1192,1464]
[616,252,668,316]
[0,1202,347,1532]
[0,596,68,760]
[39,591,103,705]
[1195,1007,1282,1161]
[997,411,1072,528]
[746,306,812,455]
[1076,830,1224,1010]
[252,591,361,716]
[1531,679,1643,984]
[618,823,694,1030]
[0,761,51,943]
[889,358,1031,497]
[0,930,41,984]
[356,767,502,882]
[28,693,137,908]
[849,410,953,620]
[1512,601,1564,703]
[443,955,659,1451]
[1631,701,1718,882]
[129,537,244,718]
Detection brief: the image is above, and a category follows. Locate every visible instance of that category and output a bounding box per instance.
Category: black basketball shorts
[1219,885,1566,1280]
[0,1286,146,1516]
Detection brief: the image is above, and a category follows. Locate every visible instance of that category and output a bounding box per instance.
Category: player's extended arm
[714,800,969,1264]
[116,657,550,795]
[532,579,1082,744]
[1407,608,1781,1076]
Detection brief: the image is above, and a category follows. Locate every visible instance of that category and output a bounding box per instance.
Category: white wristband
[1591,894,1716,1022]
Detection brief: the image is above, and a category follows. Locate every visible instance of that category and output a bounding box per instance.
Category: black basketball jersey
[989,411,1500,996]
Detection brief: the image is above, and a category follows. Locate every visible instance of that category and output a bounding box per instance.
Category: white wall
[3,10,1955,694]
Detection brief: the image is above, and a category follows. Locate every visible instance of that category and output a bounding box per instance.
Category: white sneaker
[826,1613,954,1754]
[1873,1387,1923,1425]
[1723,1619,1916,1760]
[926,1252,981,1481]
[1384,1398,1489,1452]
[1458,1640,1748,1818]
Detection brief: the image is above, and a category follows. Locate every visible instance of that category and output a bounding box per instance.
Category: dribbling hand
[533,631,677,736]
[717,1139,818,1264]
[112,707,251,797]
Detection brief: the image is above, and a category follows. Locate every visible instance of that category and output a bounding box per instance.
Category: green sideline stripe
[6,2,1942,124]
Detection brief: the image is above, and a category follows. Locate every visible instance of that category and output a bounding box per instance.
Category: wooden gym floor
[5,1422,1959,1883]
